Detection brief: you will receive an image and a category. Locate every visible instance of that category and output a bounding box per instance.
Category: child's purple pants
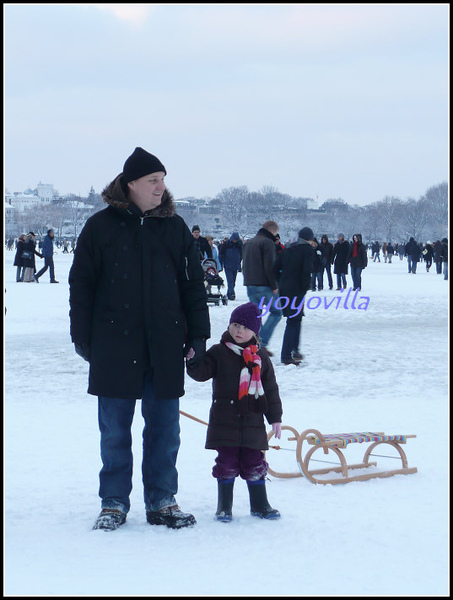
[212,446,268,481]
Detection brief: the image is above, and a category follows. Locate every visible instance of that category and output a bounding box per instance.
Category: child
[186,302,283,522]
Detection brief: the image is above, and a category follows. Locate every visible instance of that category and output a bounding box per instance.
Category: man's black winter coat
[69,177,210,400]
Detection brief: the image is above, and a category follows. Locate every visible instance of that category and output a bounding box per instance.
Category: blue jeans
[350,266,363,290]
[246,286,282,347]
[225,268,238,298]
[35,256,56,281]
[312,271,323,290]
[98,369,180,513]
[281,315,302,361]
[336,273,347,289]
[407,256,412,273]
[323,264,333,289]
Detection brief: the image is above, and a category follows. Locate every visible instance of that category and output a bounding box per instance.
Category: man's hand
[185,338,206,367]
[74,342,90,362]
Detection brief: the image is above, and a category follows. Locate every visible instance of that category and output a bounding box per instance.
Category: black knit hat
[123,147,167,184]
[299,227,314,241]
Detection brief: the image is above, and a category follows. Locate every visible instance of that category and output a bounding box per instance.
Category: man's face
[128,172,166,211]
[192,230,200,239]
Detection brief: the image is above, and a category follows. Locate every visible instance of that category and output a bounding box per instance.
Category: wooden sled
[266,426,417,484]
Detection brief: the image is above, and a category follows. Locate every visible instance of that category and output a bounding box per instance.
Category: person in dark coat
[311,237,324,291]
[273,227,315,365]
[69,147,211,532]
[347,233,368,290]
[433,240,443,274]
[191,225,213,260]
[274,233,285,253]
[219,231,243,300]
[187,302,283,522]
[422,242,434,272]
[34,228,59,283]
[21,232,43,282]
[407,238,421,273]
[332,233,349,289]
[319,234,334,289]
[440,237,448,280]
[242,220,282,352]
[13,233,26,282]
[405,237,415,273]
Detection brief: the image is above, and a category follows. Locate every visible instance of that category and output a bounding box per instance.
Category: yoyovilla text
[258,288,370,318]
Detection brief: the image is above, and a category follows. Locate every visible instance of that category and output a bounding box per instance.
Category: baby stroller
[202,258,228,306]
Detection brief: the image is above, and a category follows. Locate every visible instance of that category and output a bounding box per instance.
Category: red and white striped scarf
[224,341,265,401]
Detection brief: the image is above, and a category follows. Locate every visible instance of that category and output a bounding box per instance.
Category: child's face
[229,322,255,344]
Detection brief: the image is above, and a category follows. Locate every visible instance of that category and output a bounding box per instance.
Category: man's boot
[247,480,280,520]
[216,478,234,522]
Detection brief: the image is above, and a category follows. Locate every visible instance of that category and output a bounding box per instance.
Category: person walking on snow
[34,228,59,283]
[273,227,315,365]
[187,302,282,522]
[219,232,243,300]
[242,220,282,353]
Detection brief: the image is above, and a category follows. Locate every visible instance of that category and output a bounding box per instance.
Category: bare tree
[402,197,431,240]
[423,182,448,239]
[216,186,250,235]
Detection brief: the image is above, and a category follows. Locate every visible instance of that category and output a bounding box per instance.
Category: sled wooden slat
[266,426,417,485]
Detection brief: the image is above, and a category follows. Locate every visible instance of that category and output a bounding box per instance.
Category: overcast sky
[4,3,449,206]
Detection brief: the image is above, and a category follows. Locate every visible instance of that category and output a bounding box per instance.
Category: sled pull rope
[179,410,209,427]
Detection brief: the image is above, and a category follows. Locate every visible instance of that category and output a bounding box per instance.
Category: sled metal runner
[266,426,417,484]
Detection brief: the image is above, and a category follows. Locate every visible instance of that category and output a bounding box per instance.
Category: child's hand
[271,423,282,439]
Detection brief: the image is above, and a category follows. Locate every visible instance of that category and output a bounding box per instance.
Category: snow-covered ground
[4,249,449,596]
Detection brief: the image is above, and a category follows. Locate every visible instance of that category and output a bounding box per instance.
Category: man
[34,228,58,283]
[191,225,212,261]
[332,233,349,290]
[219,232,243,300]
[273,227,315,365]
[319,234,334,290]
[69,147,210,531]
[242,220,282,352]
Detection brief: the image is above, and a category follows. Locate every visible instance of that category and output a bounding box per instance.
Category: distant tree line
[6,181,448,244]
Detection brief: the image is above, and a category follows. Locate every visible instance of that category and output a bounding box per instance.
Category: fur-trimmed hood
[101,174,176,218]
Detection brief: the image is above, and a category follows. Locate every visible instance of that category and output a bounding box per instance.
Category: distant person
[219,232,243,300]
[405,237,415,273]
[187,302,282,522]
[34,229,59,283]
[332,234,349,290]
[319,234,334,290]
[311,237,324,291]
[386,242,394,264]
[440,237,448,280]
[273,227,315,365]
[433,240,443,274]
[191,225,212,261]
[13,234,26,282]
[274,233,285,253]
[407,238,421,273]
[242,220,282,354]
[372,241,381,262]
[347,233,368,290]
[21,232,43,282]
[422,242,433,272]
[204,235,221,271]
